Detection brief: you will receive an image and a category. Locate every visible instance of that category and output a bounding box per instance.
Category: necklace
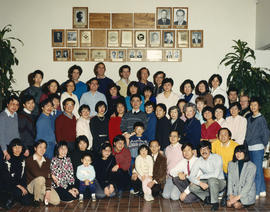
[98,116,105,121]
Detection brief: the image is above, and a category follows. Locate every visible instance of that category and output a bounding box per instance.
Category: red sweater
[55,113,76,142]
[201,121,221,140]
[108,116,122,145]
[113,148,131,171]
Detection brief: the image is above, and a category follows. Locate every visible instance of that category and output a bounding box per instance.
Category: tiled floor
[3,182,270,212]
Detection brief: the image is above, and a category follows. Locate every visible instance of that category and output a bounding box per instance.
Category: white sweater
[135,155,154,177]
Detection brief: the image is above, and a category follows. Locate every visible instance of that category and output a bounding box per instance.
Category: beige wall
[0,0,256,92]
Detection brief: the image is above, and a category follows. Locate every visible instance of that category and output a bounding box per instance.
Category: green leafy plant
[0,24,23,111]
[220,39,270,127]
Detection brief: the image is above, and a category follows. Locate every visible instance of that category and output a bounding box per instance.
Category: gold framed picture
[121,30,133,47]
[72,49,89,61]
[53,49,71,61]
[52,29,65,47]
[173,7,188,29]
[177,30,189,48]
[80,30,92,47]
[134,30,147,47]
[109,49,126,62]
[146,49,163,62]
[163,30,175,48]
[156,7,172,29]
[91,49,108,62]
[107,30,120,47]
[163,49,182,62]
[73,7,88,28]
[148,30,161,48]
[190,30,204,48]
[66,30,78,47]
[127,49,146,62]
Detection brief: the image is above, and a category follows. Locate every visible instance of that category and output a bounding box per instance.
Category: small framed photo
[107,30,120,47]
[190,30,203,48]
[177,30,189,48]
[72,49,89,61]
[91,49,108,62]
[66,30,78,47]
[73,7,88,28]
[52,29,65,47]
[109,49,126,62]
[80,30,92,47]
[127,49,146,62]
[121,30,133,47]
[53,49,71,61]
[146,49,163,62]
[163,49,182,62]
[163,30,175,48]
[148,30,161,48]
[156,7,171,29]
[173,7,188,29]
[134,30,147,47]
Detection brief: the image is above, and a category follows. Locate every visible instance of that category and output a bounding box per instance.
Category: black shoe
[211,203,219,211]
[4,198,14,210]
[203,196,211,205]
[33,200,40,207]
[220,196,227,207]
[118,190,123,198]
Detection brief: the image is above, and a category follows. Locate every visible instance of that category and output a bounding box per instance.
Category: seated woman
[214,104,227,127]
[50,141,79,202]
[179,79,197,104]
[227,145,256,209]
[25,140,60,206]
[93,143,117,198]
[168,106,185,139]
[177,99,187,122]
[143,86,156,104]
[40,79,60,103]
[195,80,214,107]
[143,101,157,142]
[125,81,145,112]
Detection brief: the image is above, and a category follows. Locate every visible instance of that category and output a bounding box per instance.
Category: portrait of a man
[192,32,202,44]
[76,11,84,23]
[67,31,77,41]
[157,9,171,25]
[56,50,61,58]
[111,51,117,59]
[150,32,160,44]
[118,51,124,59]
[73,7,88,28]
[137,51,142,58]
[164,32,174,44]
[62,50,68,58]
[54,32,62,43]
[174,9,187,26]
[129,51,135,58]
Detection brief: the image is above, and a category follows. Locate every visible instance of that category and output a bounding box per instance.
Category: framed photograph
[52,29,65,47]
[163,49,182,62]
[190,30,204,48]
[177,30,189,48]
[121,30,133,47]
[134,30,147,47]
[53,49,71,61]
[72,49,89,61]
[107,30,120,47]
[66,30,78,47]
[148,30,161,48]
[146,50,163,62]
[156,7,171,29]
[73,7,88,28]
[109,49,126,62]
[91,49,108,62]
[127,49,146,62]
[173,7,188,29]
[163,30,175,48]
[80,30,92,47]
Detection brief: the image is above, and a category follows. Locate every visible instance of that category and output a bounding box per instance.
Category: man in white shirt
[170,143,199,203]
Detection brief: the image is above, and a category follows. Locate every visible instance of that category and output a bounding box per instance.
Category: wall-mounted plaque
[190,30,203,48]
[107,30,120,47]
[148,30,161,48]
[134,13,155,28]
[91,49,108,62]
[163,30,175,48]
[112,13,133,28]
[73,7,88,28]
[127,49,146,62]
[53,49,71,61]
[66,30,78,47]
[173,7,188,29]
[146,49,163,62]
[92,30,107,47]
[89,13,110,28]
[52,29,65,47]
[72,49,89,61]
[109,49,126,62]
[163,49,182,62]
[177,30,189,48]
[156,7,172,29]
[80,30,92,47]
[121,30,133,47]
[134,30,147,48]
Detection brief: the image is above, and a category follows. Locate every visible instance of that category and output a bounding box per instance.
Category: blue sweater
[182,117,201,149]
[36,113,56,143]
[143,112,157,142]
[74,81,88,101]
[125,95,145,112]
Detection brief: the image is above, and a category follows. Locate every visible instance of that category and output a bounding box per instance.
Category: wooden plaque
[91,49,108,62]
[53,49,71,61]
[146,49,163,62]
[173,7,188,29]
[73,7,88,28]
[127,49,146,62]
[92,30,107,47]
[163,30,175,48]
[109,49,126,62]
[177,30,189,48]
[80,30,92,47]
[112,13,133,28]
[134,13,155,28]
[89,13,110,28]
[72,49,89,61]
[107,30,120,47]
[148,30,161,48]
[121,30,133,47]
[163,49,182,62]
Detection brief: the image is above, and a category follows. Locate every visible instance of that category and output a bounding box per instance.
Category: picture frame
[121,30,133,47]
[109,49,126,62]
[146,49,163,62]
[72,49,89,61]
[53,49,71,61]
[163,49,182,62]
[177,30,189,48]
[163,30,175,48]
[148,30,161,48]
[52,29,65,47]
[190,30,204,48]
[107,30,120,47]
[80,30,92,47]
[173,7,188,29]
[156,7,171,29]
[134,30,147,48]
[66,30,78,47]
[91,49,108,62]
[73,7,88,28]
[127,49,146,62]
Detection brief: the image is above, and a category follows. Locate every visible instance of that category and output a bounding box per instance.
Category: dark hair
[214,104,227,119]
[33,70,44,78]
[7,138,25,156]
[93,62,106,76]
[208,74,222,88]
[217,127,232,138]
[95,101,107,113]
[232,145,250,162]
[168,106,180,119]
[34,139,47,148]
[227,87,238,96]
[119,65,131,78]
[130,94,142,101]
[195,80,210,95]
[86,77,99,86]
[144,101,156,110]
[249,96,261,107]
[133,121,145,130]
[68,65,83,79]
[149,140,160,146]
[29,70,44,85]
[81,152,93,161]
[48,93,60,101]
[127,81,140,96]
[7,95,20,105]
[137,67,150,81]
[170,130,179,137]
[153,71,166,85]
[40,98,53,109]
[113,135,126,145]
[78,104,90,115]
[75,135,89,149]
[55,141,69,157]
[63,98,75,108]
[195,96,207,105]
[199,140,211,151]
[181,142,194,151]
[42,79,59,94]
[21,95,35,105]
[100,142,112,155]
[202,106,215,121]
[176,9,185,15]
[115,102,127,116]
[63,80,76,92]
[156,103,167,114]
[180,79,195,94]
[143,85,153,95]
[138,144,150,155]
[107,83,121,97]
[229,102,241,111]
[213,94,225,105]
[162,78,174,87]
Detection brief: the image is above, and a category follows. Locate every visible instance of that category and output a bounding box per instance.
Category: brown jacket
[152,153,167,185]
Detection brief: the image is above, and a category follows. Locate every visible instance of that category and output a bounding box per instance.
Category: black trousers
[112,169,131,191]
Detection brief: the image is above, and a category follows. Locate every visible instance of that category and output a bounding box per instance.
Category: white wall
[0,0,256,93]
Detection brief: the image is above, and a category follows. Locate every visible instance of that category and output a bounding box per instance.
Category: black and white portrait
[149,31,161,47]
[73,7,88,28]
[67,31,77,41]
[62,50,68,58]
[108,31,119,47]
[173,7,188,28]
[137,50,142,58]
[135,31,147,47]
[118,51,124,59]
[129,50,135,58]
[54,31,62,43]
[164,32,173,44]
[56,50,61,58]
[111,51,117,59]
[190,30,203,48]
[52,29,65,47]
[157,8,171,26]
[177,30,189,48]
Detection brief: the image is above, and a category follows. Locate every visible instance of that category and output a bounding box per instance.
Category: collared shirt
[152,153,158,162]
[23,108,31,114]
[63,111,74,119]
[33,153,46,168]
[5,108,16,118]
[132,109,140,114]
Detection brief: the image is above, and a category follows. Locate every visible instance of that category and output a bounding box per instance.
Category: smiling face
[211,77,220,89]
[12,145,23,157]
[81,108,90,119]
[58,145,68,158]
[184,83,192,95]
[7,99,20,114]
[198,83,206,93]
[250,101,259,114]
[218,129,230,144]
[145,105,154,114]
[214,108,224,120]
[23,99,35,112]
[169,131,180,145]
[203,110,213,121]
[150,141,160,155]
[82,155,91,167]
[109,86,118,97]
[114,140,125,152]
[48,82,58,94]
[163,82,172,92]
[155,106,166,119]
[182,145,194,160]
[116,103,125,116]
[200,146,210,160]
[89,80,99,92]
[154,73,165,86]
[42,102,53,116]
[169,108,178,120]
[230,105,240,117]
[102,146,112,159]
[78,140,87,151]
[139,147,148,158]
[35,142,47,157]
[66,81,75,94]
[64,100,75,114]
[235,151,245,161]
[71,69,80,81]
[185,106,195,119]
[131,97,141,110]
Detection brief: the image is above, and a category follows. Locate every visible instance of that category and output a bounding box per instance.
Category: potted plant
[0,24,23,111]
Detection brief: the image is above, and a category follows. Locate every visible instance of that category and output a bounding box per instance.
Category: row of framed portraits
[72,7,189,29]
[53,48,182,62]
[52,29,203,48]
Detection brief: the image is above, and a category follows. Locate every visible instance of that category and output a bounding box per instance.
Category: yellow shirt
[211,139,238,173]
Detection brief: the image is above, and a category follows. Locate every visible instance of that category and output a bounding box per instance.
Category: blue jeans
[44,142,55,159]
[249,149,266,195]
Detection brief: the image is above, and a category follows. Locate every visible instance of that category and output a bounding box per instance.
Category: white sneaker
[149,195,154,201]
[260,191,266,197]
[256,195,259,200]
[144,194,154,201]
[92,194,96,202]
[79,194,83,202]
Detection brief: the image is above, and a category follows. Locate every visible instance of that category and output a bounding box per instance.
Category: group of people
[0,62,269,211]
